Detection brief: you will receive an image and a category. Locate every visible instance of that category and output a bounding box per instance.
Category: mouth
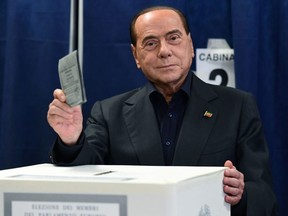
[157,64,177,69]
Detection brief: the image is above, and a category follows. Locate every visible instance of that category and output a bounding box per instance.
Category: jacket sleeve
[233,93,278,216]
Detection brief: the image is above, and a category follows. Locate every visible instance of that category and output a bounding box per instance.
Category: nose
[158,40,172,58]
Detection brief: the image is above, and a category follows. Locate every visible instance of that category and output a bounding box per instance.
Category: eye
[143,40,158,50]
[168,34,181,44]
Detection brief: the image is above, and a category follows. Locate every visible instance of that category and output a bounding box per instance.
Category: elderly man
[47,6,278,215]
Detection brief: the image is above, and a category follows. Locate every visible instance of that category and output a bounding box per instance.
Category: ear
[131,44,141,69]
[188,33,195,58]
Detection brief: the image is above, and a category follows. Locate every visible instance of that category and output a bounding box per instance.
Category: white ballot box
[0,164,230,216]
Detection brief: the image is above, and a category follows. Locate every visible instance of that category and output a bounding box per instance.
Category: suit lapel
[173,74,218,165]
[123,86,165,165]
[122,73,219,166]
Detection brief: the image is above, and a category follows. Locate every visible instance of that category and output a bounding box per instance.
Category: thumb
[224,160,234,169]
[53,89,66,102]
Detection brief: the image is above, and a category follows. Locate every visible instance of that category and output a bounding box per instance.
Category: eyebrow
[166,29,183,37]
[141,29,183,46]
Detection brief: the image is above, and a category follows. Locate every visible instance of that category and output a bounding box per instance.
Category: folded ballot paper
[58,50,87,107]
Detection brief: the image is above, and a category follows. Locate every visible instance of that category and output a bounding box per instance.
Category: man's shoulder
[89,87,145,116]
[192,73,254,103]
[95,85,147,109]
[209,84,252,98]
[104,87,144,102]
[203,83,257,110]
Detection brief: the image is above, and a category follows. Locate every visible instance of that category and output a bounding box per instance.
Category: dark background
[1,0,287,214]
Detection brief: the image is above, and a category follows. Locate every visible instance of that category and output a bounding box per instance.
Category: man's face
[131,9,194,89]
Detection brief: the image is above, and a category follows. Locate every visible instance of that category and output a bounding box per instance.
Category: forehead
[134,9,184,38]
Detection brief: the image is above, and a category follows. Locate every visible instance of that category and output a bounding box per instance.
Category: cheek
[137,53,156,68]
[181,46,194,65]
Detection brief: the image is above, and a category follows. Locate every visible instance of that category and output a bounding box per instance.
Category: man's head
[130,6,194,93]
[130,6,190,46]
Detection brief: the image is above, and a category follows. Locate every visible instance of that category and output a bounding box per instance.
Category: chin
[161,75,183,85]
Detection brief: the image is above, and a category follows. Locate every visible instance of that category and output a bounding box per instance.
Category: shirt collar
[147,70,192,97]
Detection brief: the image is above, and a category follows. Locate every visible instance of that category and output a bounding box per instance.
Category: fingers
[223,160,245,206]
[47,89,83,145]
[48,99,73,120]
[47,90,76,125]
[48,103,72,124]
[223,171,244,192]
[224,190,243,205]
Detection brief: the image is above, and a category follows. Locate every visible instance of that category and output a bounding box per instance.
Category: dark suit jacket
[51,72,278,216]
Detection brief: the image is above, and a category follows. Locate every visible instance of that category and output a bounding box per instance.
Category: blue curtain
[0,0,287,215]
[0,1,70,167]
[231,1,288,214]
